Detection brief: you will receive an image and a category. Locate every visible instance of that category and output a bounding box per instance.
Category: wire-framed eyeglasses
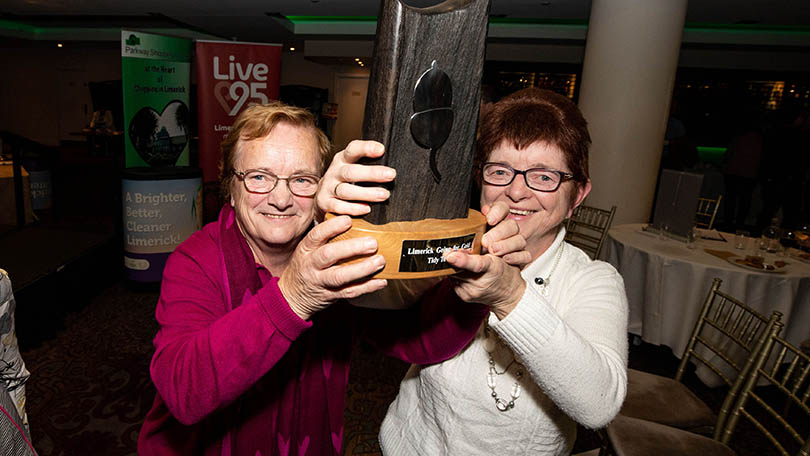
[481,162,574,193]
[233,169,320,197]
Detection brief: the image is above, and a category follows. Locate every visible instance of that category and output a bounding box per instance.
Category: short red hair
[475,88,590,186]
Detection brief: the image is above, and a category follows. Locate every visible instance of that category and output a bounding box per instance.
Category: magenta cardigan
[138,205,486,455]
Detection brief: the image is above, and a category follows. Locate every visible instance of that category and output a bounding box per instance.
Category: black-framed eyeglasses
[481,162,574,193]
[233,169,320,197]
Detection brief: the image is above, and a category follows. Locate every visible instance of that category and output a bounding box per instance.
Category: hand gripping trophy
[331,0,491,279]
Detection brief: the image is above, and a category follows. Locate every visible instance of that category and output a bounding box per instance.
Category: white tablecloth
[603,223,810,359]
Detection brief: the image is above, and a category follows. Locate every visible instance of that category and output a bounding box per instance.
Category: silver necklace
[484,324,524,411]
[484,243,564,411]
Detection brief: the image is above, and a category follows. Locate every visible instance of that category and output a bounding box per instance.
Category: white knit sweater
[379,228,629,455]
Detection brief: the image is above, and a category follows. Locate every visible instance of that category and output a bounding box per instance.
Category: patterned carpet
[342,343,408,456]
[19,280,411,456]
[21,281,157,456]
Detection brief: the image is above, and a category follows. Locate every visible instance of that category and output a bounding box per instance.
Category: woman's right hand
[316,140,396,217]
[278,215,388,320]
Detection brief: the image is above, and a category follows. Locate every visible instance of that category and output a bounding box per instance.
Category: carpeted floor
[21,281,157,456]
[342,341,408,455]
[16,276,786,456]
[18,280,409,456]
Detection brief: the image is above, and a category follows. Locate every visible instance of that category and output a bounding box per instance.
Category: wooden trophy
[331,0,491,279]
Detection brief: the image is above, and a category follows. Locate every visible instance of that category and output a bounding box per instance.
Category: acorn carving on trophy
[332,0,491,279]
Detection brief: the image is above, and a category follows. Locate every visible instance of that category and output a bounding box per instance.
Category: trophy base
[327,209,487,279]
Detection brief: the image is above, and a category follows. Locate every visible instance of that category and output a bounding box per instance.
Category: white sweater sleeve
[489,260,629,429]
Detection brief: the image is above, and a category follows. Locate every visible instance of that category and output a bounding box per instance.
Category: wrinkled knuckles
[342,286,366,299]
[324,269,349,288]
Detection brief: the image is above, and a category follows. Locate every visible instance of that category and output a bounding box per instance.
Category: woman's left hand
[445,250,526,320]
[479,202,531,267]
[445,201,530,319]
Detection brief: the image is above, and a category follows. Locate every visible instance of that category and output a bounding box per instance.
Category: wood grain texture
[327,210,486,279]
[362,0,490,224]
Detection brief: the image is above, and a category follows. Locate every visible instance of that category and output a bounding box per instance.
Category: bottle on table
[761,217,782,253]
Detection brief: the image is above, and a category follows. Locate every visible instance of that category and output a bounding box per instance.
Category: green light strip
[285,16,588,26]
[0,18,105,37]
[697,146,727,162]
[285,16,377,24]
[684,22,810,35]
[285,16,810,35]
[0,19,41,35]
[3,15,809,39]
[697,146,728,154]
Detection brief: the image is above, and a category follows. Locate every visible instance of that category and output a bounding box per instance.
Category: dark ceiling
[2,0,810,47]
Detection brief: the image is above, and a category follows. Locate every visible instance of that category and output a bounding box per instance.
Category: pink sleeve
[360,279,487,364]
[149,243,311,426]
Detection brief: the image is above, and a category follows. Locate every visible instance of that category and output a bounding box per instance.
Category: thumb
[445,250,488,274]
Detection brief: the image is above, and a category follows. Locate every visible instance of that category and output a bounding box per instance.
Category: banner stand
[122,166,202,282]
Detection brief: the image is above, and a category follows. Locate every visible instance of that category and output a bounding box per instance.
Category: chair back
[719,323,810,456]
[695,195,723,230]
[676,278,782,438]
[564,204,616,259]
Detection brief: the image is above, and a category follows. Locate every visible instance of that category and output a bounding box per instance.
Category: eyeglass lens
[241,171,319,196]
[482,164,563,191]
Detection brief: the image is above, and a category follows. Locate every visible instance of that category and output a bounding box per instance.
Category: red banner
[195,41,282,184]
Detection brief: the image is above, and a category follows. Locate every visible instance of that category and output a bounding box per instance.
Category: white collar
[521,226,567,284]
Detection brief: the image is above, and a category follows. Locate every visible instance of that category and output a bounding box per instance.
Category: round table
[603,223,810,360]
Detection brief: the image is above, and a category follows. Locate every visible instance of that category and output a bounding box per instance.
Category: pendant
[535,276,551,296]
[495,399,515,412]
[483,333,496,352]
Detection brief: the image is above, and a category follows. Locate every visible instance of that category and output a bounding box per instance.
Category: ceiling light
[57,43,63,48]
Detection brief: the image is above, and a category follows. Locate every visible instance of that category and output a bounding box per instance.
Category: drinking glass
[745,239,765,267]
[734,230,750,250]
[797,227,810,253]
[659,224,670,241]
[686,225,698,249]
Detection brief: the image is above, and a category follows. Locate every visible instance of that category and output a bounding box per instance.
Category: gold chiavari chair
[603,320,787,456]
[619,278,782,436]
[695,195,723,230]
[564,204,616,259]
[718,324,810,456]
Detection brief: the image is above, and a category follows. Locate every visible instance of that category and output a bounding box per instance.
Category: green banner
[122,30,192,168]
